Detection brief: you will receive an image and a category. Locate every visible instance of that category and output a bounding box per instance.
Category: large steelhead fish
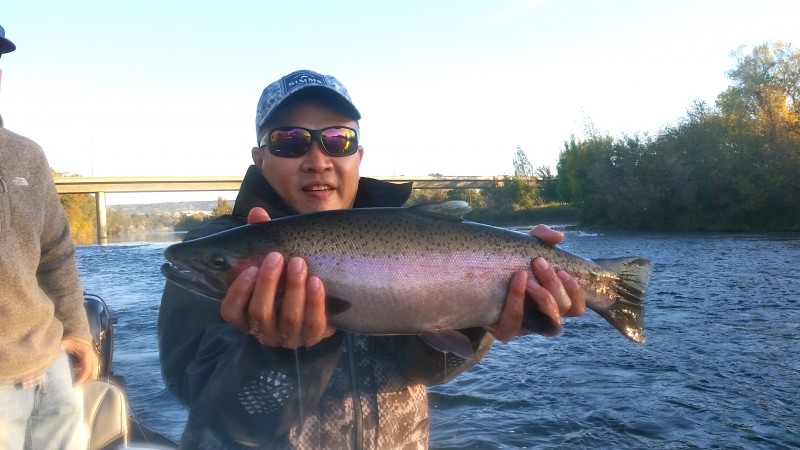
[161,201,651,356]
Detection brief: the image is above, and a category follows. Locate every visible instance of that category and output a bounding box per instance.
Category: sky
[2,0,799,204]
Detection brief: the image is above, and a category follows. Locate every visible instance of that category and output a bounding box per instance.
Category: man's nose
[301,140,332,170]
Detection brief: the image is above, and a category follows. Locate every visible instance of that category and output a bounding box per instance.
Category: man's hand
[220,208,336,349]
[487,225,586,343]
[61,336,99,385]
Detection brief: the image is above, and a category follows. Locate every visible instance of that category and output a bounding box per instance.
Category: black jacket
[158,166,494,449]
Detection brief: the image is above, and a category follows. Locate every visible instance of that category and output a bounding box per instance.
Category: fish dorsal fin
[409,200,472,221]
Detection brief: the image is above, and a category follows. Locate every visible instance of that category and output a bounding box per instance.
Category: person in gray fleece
[0,24,99,450]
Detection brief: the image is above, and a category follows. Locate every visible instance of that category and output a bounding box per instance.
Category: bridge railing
[54,175,507,243]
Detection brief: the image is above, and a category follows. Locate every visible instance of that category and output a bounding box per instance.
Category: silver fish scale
[271,211,536,260]
[223,209,590,335]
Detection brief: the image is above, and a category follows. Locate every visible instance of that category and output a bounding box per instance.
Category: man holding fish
[159,70,591,449]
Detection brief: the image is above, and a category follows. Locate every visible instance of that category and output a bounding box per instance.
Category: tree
[512,146,534,179]
[446,189,486,208]
[53,171,96,238]
[212,197,233,216]
[106,207,133,235]
[718,42,800,227]
[554,41,800,230]
[60,193,96,237]
[406,189,448,205]
[534,165,559,203]
[718,41,800,141]
[722,42,800,115]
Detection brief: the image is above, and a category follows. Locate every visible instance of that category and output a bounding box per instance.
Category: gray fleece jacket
[0,116,92,385]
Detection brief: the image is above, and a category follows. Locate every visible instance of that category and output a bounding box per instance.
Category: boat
[82,292,179,449]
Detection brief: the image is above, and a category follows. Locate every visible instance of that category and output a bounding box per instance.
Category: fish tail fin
[591,257,652,344]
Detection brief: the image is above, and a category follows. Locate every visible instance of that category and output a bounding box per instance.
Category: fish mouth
[160,262,228,301]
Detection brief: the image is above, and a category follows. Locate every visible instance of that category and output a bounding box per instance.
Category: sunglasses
[260,126,359,158]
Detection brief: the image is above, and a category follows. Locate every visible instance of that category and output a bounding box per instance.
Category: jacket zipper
[0,172,7,236]
[346,334,363,450]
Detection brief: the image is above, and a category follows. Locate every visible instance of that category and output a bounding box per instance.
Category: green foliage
[485,146,550,211]
[555,42,800,230]
[212,197,233,217]
[534,165,559,203]
[512,146,534,178]
[406,188,449,205]
[174,214,210,231]
[446,189,487,209]
[484,177,541,212]
[54,171,96,239]
[467,203,576,226]
[60,193,96,238]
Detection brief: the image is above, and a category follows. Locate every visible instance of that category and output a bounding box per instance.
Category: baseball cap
[255,70,360,144]
[0,24,16,54]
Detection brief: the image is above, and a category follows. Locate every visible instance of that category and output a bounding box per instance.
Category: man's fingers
[532,257,572,314]
[557,270,586,316]
[277,257,308,349]
[220,266,259,330]
[247,207,271,224]
[248,252,284,345]
[61,338,100,385]
[530,224,564,245]
[487,271,527,343]
[525,278,562,334]
[302,276,332,345]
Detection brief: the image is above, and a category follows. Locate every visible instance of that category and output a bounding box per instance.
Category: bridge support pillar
[95,191,108,245]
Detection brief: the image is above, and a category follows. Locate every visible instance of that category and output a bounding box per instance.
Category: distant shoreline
[467,204,578,227]
[71,204,579,246]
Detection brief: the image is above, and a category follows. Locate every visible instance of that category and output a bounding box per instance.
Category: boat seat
[83,379,129,450]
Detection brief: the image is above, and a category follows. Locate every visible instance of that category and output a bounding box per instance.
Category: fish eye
[209,255,230,271]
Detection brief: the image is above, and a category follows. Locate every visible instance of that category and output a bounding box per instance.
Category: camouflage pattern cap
[255,70,360,145]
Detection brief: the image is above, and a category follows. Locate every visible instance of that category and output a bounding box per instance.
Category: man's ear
[252,147,264,166]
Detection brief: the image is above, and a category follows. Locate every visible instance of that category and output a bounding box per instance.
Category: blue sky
[2,0,799,199]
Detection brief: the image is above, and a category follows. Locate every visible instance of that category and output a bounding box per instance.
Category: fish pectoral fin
[420,330,476,360]
[325,296,352,316]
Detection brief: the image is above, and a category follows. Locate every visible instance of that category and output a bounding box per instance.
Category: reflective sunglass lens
[321,127,358,156]
[270,128,311,157]
[266,127,357,157]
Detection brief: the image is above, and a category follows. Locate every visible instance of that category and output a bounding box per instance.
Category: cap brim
[0,37,16,54]
[280,86,360,119]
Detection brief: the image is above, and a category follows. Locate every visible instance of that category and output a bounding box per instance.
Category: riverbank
[467,204,578,227]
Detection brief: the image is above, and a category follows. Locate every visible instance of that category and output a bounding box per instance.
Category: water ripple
[76,232,800,448]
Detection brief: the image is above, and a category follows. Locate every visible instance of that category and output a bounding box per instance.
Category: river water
[74,230,800,449]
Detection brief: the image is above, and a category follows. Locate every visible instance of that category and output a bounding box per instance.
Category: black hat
[0,24,17,54]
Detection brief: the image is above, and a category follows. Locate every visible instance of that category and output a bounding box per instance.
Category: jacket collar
[231,165,413,219]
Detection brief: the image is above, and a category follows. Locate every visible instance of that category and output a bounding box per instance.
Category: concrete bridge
[54,175,506,243]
